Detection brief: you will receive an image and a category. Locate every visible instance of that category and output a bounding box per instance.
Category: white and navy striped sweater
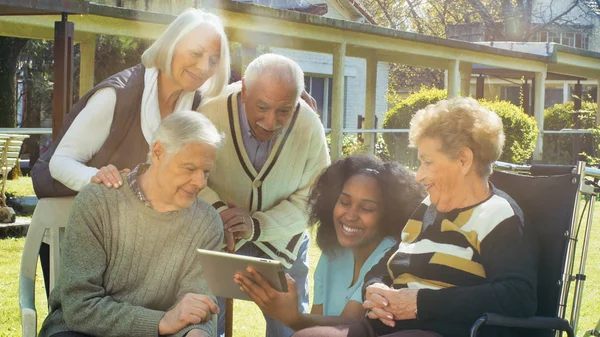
[363,186,538,337]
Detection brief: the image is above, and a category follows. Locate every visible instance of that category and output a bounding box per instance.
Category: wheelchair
[470,160,599,337]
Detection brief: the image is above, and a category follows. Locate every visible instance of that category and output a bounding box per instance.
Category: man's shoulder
[294,101,324,131]
[75,181,121,208]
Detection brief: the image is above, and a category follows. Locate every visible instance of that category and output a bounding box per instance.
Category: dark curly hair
[308,155,426,254]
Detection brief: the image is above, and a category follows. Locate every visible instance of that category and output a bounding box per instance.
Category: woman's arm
[416,215,538,323]
[288,301,365,330]
[49,87,116,191]
[365,215,537,325]
[236,269,365,331]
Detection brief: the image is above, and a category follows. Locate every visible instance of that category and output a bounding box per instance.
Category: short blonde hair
[142,8,230,98]
[409,97,505,178]
[243,53,305,102]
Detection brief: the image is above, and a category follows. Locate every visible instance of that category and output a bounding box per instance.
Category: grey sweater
[39,177,224,337]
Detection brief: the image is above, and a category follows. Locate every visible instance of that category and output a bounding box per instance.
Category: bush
[479,100,538,164]
[543,101,598,164]
[382,87,538,167]
[326,134,390,161]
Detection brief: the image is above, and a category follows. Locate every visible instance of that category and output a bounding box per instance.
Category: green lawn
[1,196,598,336]
[6,176,35,198]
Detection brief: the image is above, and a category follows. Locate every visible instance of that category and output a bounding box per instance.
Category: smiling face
[333,174,384,251]
[153,141,217,211]
[241,75,297,141]
[416,137,466,212]
[170,24,221,92]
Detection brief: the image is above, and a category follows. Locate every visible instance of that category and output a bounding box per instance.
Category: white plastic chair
[19,197,74,337]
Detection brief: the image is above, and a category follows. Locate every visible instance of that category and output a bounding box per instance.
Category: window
[305,75,333,129]
[535,30,590,50]
[562,32,575,47]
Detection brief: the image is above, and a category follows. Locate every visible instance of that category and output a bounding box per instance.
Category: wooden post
[52,13,74,141]
[475,75,484,99]
[330,43,346,161]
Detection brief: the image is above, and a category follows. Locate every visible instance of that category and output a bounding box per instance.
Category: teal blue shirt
[312,236,397,316]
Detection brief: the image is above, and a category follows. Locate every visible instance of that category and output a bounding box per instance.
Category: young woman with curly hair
[235,154,426,331]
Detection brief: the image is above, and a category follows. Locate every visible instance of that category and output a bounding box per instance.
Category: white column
[563,82,570,103]
[596,81,600,126]
[533,70,547,161]
[364,53,377,155]
[330,43,346,161]
[78,38,96,98]
[447,60,460,98]
[460,62,472,97]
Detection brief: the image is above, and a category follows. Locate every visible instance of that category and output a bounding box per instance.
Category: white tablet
[196,248,288,301]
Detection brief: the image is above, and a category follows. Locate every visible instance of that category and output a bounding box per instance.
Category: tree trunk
[0,37,28,127]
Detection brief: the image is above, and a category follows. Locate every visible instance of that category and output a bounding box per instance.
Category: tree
[0,37,28,127]
[358,0,590,92]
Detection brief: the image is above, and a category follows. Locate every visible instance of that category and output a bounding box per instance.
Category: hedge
[382,87,538,167]
[543,101,598,164]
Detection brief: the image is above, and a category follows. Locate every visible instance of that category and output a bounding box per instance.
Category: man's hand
[363,283,418,327]
[235,268,301,327]
[158,293,219,335]
[185,329,210,337]
[219,201,252,251]
[90,164,130,189]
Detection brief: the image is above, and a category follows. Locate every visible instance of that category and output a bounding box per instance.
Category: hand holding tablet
[196,249,288,301]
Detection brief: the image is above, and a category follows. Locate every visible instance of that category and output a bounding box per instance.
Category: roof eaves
[87,1,553,63]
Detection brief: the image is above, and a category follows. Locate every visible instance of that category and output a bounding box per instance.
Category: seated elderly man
[39,111,225,337]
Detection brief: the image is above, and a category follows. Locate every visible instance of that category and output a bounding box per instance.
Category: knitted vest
[31,64,202,198]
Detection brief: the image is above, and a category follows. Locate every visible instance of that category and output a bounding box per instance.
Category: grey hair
[141,8,230,98]
[148,110,224,162]
[243,53,305,101]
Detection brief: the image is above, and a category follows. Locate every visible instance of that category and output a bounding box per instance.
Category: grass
[5,176,35,198]
[0,237,48,337]
[0,184,598,336]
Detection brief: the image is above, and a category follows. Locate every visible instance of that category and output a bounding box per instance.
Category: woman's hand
[90,164,130,189]
[363,283,418,327]
[235,268,300,327]
[159,293,219,335]
[300,90,318,112]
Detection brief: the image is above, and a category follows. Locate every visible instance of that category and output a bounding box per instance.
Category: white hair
[243,53,305,101]
[148,110,224,162]
[141,8,230,98]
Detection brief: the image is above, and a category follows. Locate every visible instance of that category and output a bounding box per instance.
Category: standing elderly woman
[32,8,230,197]
[38,111,225,337]
[293,97,538,337]
[31,8,230,298]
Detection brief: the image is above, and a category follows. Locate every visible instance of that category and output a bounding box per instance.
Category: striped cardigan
[198,84,330,268]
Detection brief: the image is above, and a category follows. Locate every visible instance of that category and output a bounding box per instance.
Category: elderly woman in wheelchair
[293,97,538,337]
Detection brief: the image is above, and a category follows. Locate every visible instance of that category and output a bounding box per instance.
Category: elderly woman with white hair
[32,8,230,197]
[38,110,225,337]
[293,97,538,337]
